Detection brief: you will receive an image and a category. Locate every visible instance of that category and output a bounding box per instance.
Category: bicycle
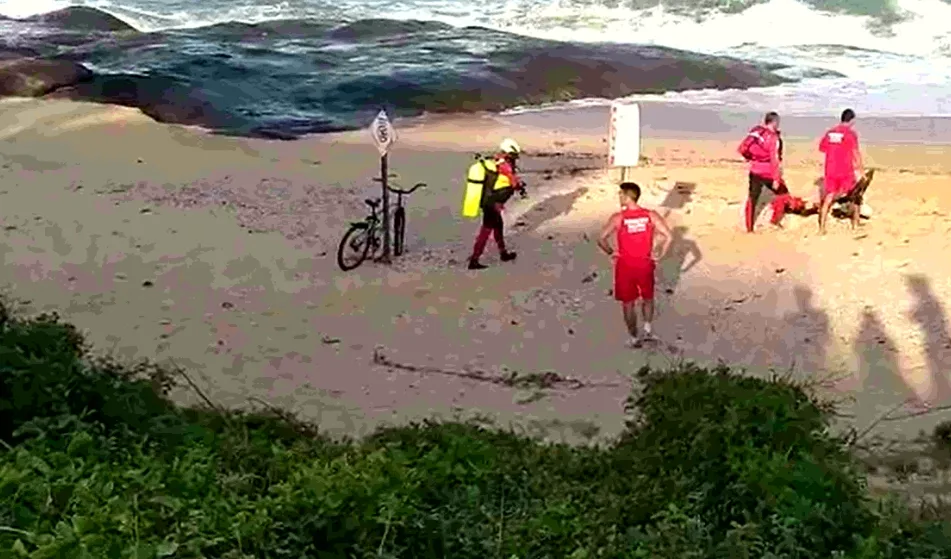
[336,181,426,271]
[337,197,382,271]
[387,181,425,256]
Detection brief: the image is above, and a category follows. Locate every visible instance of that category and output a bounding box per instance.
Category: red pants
[469,203,506,260]
[824,175,853,198]
[746,173,790,230]
[769,192,793,224]
[614,259,655,302]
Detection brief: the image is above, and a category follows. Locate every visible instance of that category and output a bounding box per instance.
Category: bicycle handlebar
[388,182,426,195]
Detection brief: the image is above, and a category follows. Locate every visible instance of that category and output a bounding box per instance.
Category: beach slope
[1,97,950,442]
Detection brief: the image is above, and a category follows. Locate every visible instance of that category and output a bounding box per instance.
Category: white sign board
[370,109,395,156]
[608,101,640,167]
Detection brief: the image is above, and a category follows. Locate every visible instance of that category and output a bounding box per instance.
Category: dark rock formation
[0,58,93,97]
[26,7,137,33]
[47,74,237,129]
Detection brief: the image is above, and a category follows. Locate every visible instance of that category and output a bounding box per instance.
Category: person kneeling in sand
[768,179,818,225]
[598,182,672,348]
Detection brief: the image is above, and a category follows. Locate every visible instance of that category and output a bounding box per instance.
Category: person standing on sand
[598,182,673,348]
[738,111,785,232]
[467,138,527,270]
[818,108,865,234]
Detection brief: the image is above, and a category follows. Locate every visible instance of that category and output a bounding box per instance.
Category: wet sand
[1,97,950,443]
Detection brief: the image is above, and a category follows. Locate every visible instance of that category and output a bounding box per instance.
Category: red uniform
[738,125,782,231]
[739,125,781,181]
[614,207,656,302]
[819,124,859,197]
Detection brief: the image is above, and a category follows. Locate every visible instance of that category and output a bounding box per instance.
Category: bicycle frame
[355,200,381,227]
[358,180,425,259]
[388,182,425,211]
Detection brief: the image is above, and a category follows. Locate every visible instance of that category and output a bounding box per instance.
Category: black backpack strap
[478,157,499,207]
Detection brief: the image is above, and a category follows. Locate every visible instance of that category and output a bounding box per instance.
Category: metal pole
[380,153,391,263]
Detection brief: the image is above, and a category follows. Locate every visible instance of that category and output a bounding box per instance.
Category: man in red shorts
[818,108,864,234]
[597,182,672,348]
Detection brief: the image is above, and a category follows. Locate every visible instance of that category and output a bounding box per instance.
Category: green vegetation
[2,300,951,558]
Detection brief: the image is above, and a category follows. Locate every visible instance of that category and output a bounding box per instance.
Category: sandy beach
[1,96,950,443]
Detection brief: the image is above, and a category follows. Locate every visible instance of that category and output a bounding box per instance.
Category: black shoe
[468,260,487,270]
[500,251,517,262]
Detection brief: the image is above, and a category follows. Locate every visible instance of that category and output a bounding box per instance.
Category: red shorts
[824,175,854,197]
[614,258,655,302]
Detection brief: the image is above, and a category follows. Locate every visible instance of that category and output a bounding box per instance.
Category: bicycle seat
[364,198,380,208]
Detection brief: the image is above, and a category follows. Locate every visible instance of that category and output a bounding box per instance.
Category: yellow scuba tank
[461,155,498,218]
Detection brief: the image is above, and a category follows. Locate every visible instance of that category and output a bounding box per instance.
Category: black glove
[517,181,528,199]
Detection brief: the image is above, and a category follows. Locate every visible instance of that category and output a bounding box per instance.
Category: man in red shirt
[818,108,864,234]
[738,111,783,232]
[597,182,672,348]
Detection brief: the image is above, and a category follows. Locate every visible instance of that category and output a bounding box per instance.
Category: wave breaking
[0,7,840,139]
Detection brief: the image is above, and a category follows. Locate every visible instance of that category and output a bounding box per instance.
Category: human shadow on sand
[778,286,830,374]
[852,306,913,401]
[906,274,951,402]
[659,181,696,214]
[512,187,589,234]
[657,225,701,295]
[654,182,701,295]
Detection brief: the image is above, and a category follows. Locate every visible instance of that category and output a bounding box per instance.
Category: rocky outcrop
[0,52,237,133]
[0,58,93,97]
[25,7,136,33]
[47,74,237,130]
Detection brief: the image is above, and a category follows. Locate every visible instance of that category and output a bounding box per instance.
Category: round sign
[370,110,395,155]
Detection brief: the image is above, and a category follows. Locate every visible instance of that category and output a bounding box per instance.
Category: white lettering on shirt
[826,132,844,143]
[623,217,649,234]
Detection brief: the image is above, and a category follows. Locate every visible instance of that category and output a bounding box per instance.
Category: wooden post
[380,154,391,263]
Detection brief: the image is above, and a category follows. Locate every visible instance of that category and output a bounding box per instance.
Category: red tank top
[616,207,654,262]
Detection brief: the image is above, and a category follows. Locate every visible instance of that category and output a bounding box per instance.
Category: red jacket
[738,125,781,181]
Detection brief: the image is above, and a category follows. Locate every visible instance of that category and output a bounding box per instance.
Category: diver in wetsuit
[467,138,527,270]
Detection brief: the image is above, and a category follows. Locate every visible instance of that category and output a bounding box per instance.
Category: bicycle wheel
[337,223,373,271]
[393,207,406,256]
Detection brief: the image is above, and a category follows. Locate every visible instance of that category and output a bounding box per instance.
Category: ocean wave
[3,0,951,126]
[0,7,811,138]
[3,1,949,91]
[4,0,951,53]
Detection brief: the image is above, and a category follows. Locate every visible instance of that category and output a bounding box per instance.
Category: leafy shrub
[612,364,874,556]
[1,300,950,558]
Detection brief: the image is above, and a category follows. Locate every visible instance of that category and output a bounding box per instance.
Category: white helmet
[499,138,521,156]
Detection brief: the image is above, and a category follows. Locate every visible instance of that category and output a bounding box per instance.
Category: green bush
[1,302,950,557]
